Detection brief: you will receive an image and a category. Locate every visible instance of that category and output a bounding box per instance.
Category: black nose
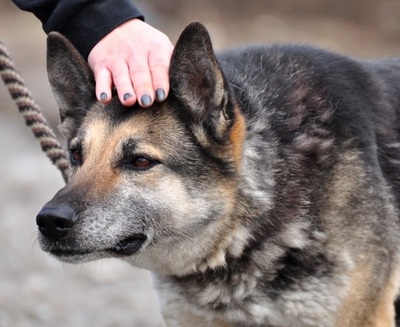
[36,205,77,240]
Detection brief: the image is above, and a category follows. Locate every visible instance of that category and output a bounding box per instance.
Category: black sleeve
[12,0,144,59]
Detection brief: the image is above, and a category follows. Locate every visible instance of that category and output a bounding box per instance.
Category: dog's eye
[69,148,82,166]
[133,157,152,168]
[123,156,159,171]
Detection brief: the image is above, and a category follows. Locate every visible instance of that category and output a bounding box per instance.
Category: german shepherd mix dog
[37,22,400,327]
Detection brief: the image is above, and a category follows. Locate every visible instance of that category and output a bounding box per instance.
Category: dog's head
[37,22,247,275]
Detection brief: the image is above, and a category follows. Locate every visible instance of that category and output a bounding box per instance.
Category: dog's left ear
[170,22,238,143]
[47,32,97,140]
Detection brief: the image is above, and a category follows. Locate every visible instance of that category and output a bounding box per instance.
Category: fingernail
[100,92,108,101]
[141,94,152,107]
[123,93,133,101]
[156,88,166,102]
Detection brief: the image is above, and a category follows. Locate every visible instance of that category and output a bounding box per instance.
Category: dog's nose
[36,205,76,240]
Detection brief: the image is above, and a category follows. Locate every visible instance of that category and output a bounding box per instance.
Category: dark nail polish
[141,94,152,107]
[100,92,108,101]
[123,93,133,101]
[156,88,166,102]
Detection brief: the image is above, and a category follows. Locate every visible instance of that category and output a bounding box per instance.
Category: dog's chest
[154,269,344,327]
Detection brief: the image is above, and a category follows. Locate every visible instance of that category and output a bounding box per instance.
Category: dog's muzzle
[36,204,147,256]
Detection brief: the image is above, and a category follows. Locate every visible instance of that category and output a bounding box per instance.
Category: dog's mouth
[108,234,147,255]
[48,234,147,259]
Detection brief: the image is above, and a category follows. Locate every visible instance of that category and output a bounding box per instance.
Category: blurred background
[0,0,400,326]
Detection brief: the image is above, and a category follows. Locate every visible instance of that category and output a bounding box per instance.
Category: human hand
[88,19,173,107]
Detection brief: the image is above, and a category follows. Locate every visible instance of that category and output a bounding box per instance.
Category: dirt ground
[1,1,400,326]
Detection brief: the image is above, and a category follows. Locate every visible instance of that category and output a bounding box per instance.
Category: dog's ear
[170,22,237,144]
[47,32,96,140]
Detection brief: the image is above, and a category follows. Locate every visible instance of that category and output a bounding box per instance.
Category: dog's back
[367,58,400,204]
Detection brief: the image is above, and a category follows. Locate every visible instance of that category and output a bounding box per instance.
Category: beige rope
[0,40,70,183]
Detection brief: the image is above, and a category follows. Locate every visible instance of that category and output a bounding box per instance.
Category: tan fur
[372,269,400,327]
[74,114,171,196]
[68,118,122,198]
[334,259,377,327]
[335,262,399,327]
[229,106,246,169]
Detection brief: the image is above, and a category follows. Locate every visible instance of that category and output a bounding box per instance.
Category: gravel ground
[1,1,400,326]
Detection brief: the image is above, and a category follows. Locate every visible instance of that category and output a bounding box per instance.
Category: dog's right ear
[47,32,96,140]
[170,23,235,142]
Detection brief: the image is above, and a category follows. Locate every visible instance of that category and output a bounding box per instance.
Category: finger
[111,60,137,106]
[150,64,170,103]
[129,57,154,108]
[94,66,113,103]
[149,45,173,102]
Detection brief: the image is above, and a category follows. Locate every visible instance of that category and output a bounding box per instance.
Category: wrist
[62,0,144,59]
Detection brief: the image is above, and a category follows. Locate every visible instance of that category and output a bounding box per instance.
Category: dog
[36,22,400,327]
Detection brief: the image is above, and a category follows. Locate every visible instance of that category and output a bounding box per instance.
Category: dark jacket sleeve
[12,0,144,59]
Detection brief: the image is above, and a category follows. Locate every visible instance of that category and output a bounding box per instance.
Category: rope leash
[0,40,70,183]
